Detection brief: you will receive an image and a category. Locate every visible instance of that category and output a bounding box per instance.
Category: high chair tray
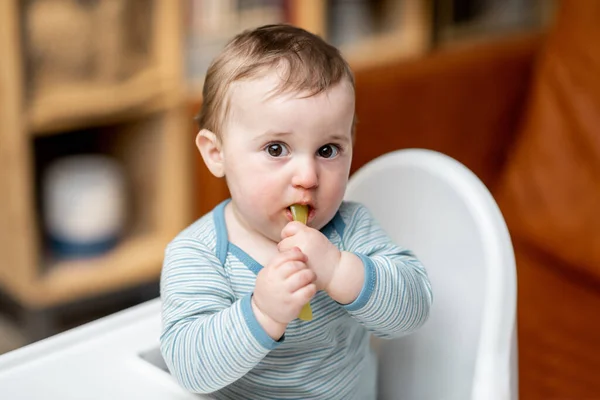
[0,298,203,400]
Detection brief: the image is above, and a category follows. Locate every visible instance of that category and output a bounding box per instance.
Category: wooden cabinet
[0,1,192,317]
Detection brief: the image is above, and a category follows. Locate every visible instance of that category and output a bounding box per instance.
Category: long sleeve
[339,202,433,339]
[160,237,282,394]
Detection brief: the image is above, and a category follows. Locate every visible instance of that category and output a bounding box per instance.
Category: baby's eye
[317,144,340,159]
[265,143,289,157]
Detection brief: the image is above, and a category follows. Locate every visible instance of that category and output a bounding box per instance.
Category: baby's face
[221,72,355,242]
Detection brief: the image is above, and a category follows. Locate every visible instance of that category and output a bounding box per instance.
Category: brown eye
[317,145,339,159]
[266,143,288,157]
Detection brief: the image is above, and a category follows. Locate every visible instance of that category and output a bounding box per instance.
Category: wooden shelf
[28,67,176,136]
[23,234,168,308]
[0,0,191,325]
[342,30,430,71]
[287,0,326,37]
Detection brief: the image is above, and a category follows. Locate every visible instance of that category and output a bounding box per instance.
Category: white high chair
[344,149,518,400]
[0,149,517,400]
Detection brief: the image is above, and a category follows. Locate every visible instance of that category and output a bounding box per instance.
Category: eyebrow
[253,131,293,142]
[255,131,351,143]
[326,134,352,143]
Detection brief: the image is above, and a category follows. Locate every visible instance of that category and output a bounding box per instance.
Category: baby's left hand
[279,221,341,293]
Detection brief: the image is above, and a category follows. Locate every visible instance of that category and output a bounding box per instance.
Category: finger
[277,237,299,253]
[293,283,317,305]
[271,247,306,268]
[286,269,316,293]
[278,260,307,279]
[280,221,305,240]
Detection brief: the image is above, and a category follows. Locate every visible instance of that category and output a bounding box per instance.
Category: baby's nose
[291,158,318,189]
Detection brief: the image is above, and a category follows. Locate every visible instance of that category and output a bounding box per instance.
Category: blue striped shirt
[160,200,432,399]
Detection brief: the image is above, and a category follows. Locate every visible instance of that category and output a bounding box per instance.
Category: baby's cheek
[248,178,276,201]
[322,178,347,205]
[242,178,282,216]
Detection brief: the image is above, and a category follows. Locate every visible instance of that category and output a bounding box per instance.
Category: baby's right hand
[252,247,317,335]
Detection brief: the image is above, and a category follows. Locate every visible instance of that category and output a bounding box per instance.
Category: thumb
[280,221,304,240]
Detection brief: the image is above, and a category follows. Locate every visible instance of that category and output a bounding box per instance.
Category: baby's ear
[196,129,225,178]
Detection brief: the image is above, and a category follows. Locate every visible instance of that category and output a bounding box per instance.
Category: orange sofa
[352,2,600,399]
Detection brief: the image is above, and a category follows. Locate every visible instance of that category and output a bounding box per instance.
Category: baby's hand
[252,247,317,336]
[278,222,342,293]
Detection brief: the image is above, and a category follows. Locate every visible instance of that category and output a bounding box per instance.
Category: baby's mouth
[287,204,313,223]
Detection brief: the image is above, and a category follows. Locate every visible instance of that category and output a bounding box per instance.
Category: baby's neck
[224,202,279,267]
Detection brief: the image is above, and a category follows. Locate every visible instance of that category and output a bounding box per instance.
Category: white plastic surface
[0,299,204,400]
[0,149,517,400]
[344,149,518,400]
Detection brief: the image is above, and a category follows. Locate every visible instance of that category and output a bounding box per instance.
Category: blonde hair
[195,24,355,138]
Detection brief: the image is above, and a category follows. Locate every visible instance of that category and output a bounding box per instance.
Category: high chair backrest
[345,149,518,400]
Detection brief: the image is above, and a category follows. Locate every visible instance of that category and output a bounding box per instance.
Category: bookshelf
[0,0,192,322]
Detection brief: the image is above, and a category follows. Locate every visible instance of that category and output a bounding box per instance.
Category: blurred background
[4,0,600,398]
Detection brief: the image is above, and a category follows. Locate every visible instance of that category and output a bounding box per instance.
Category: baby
[160,24,432,399]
